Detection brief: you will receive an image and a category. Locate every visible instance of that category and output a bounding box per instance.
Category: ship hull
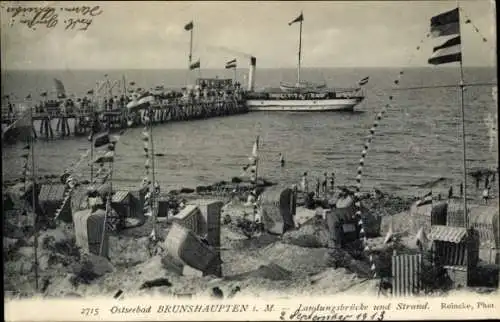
[246,97,363,112]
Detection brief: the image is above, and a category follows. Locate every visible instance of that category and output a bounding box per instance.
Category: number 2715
[81,308,99,316]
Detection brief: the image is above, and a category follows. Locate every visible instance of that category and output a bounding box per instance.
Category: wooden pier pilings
[2,98,247,142]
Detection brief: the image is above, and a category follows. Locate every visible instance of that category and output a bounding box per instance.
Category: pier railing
[2,97,248,141]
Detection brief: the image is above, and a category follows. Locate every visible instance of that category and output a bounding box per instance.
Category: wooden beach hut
[157,195,170,218]
[38,184,71,222]
[429,225,480,288]
[130,186,149,213]
[431,202,448,226]
[164,222,218,273]
[190,199,223,243]
[391,253,423,297]
[446,199,467,228]
[409,201,433,235]
[111,190,139,229]
[72,208,109,258]
[326,195,360,247]
[71,185,91,214]
[260,186,296,235]
[172,205,201,235]
[468,205,499,249]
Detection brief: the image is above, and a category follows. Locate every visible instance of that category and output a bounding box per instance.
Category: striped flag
[289,12,304,26]
[94,151,115,164]
[430,8,460,38]
[428,35,461,65]
[94,131,111,148]
[428,8,461,65]
[189,60,200,70]
[184,21,194,31]
[416,191,433,207]
[358,76,369,86]
[225,58,237,69]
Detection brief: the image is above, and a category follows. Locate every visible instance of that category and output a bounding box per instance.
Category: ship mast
[297,12,303,87]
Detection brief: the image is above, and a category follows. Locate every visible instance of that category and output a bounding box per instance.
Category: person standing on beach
[475,176,480,189]
[279,153,285,167]
[301,172,309,193]
[482,186,490,205]
[322,172,328,194]
[485,175,490,189]
[460,183,463,197]
[316,177,320,197]
[330,172,335,193]
[448,186,453,199]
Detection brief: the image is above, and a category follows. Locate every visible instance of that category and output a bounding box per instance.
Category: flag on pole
[225,58,237,69]
[358,76,370,86]
[25,94,32,100]
[416,191,433,206]
[189,60,201,70]
[289,12,304,26]
[184,21,194,31]
[94,131,111,148]
[428,35,462,65]
[430,7,460,38]
[94,151,115,163]
[251,136,259,158]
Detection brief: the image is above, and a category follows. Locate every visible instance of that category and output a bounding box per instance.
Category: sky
[0,0,496,69]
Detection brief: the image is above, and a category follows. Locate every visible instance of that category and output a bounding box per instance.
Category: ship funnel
[248,56,256,92]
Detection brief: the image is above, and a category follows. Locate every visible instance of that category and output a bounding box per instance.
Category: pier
[2,97,247,141]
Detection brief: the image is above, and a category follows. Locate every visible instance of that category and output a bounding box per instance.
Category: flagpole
[254,136,259,192]
[457,1,469,229]
[149,105,157,237]
[233,67,237,84]
[189,26,193,67]
[30,106,39,292]
[99,160,113,257]
[90,127,94,183]
[297,12,303,87]
[122,75,127,96]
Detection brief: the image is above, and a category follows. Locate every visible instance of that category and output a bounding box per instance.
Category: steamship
[244,13,365,112]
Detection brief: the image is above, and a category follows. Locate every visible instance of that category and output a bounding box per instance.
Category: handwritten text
[6,5,103,31]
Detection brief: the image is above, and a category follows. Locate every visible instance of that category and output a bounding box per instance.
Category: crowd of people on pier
[3,78,245,118]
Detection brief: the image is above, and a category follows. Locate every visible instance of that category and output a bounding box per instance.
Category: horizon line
[1,65,496,72]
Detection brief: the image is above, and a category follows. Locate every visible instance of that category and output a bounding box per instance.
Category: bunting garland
[460,8,493,48]
[354,105,388,279]
[353,8,494,281]
[21,144,30,181]
[353,31,435,281]
[141,123,153,217]
[53,175,77,220]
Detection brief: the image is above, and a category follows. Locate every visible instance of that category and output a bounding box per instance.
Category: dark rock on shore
[231,177,243,184]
